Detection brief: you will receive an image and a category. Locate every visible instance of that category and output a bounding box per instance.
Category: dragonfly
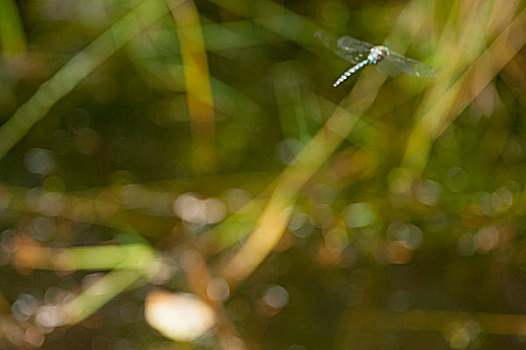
[315,31,438,87]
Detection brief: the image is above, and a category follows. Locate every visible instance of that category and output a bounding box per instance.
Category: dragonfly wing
[337,36,373,51]
[336,36,371,63]
[315,31,369,64]
[375,58,404,77]
[381,51,438,78]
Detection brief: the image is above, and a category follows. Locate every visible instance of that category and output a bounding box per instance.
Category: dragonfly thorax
[367,45,391,64]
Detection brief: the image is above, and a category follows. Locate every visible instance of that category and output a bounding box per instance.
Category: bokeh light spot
[24,148,57,176]
[206,277,230,303]
[145,291,215,342]
[344,202,378,228]
[262,285,289,309]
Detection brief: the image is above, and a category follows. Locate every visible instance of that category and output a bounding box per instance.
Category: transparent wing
[378,50,438,78]
[315,31,371,64]
[337,36,373,52]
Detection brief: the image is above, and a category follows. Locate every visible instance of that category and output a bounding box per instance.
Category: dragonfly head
[368,45,391,64]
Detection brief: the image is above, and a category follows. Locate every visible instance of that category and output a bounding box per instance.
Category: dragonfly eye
[377,46,390,59]
[368,46,390,63]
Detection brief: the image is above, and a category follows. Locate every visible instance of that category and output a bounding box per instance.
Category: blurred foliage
[1,0,526,349]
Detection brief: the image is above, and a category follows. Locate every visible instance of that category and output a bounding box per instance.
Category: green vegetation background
[1,0,526,349]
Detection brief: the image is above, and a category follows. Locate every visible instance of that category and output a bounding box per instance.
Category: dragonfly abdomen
[333,59,369,87]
